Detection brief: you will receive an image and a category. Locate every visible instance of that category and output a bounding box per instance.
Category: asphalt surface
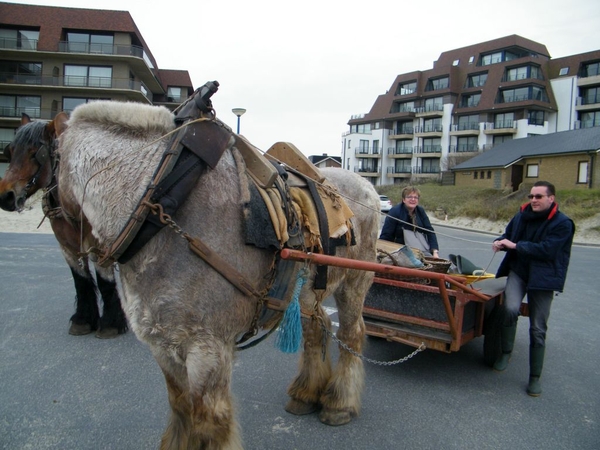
[1,228,598,450]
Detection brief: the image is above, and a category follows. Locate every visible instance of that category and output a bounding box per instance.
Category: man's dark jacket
[495,202,575,292]
[379,203,439,252]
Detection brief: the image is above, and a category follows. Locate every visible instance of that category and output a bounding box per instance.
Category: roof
[309,155,342,165]
[453,127,600,170]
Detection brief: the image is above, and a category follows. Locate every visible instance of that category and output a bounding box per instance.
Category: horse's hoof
[318,409,352,426]
[285,399,318,416]
[69,322,93,336]
[95,327,120,339]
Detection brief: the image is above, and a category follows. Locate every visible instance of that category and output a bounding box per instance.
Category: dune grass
[377,183,600,229]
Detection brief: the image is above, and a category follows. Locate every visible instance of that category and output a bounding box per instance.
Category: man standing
[492,181,575,396]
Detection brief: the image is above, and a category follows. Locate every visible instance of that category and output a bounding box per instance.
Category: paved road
[1,230,598,449]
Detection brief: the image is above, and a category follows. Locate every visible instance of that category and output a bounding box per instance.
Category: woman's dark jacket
[495,202,574,292]
[379,203,439,252]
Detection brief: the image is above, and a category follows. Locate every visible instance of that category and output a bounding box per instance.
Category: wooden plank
[235,135,278,188]
[265,142,325,183]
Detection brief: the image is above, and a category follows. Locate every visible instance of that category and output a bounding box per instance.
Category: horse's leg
[68,264,100,336]
[95,266,128,339]
[285,300,333,416]
[318,275,369,426]
[159,342,242,450]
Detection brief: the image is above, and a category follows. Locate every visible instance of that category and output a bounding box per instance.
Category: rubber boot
[493,323,517,372]
[527,346,545,397]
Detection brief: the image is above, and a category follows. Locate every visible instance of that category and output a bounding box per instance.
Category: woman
[379,186,439,257]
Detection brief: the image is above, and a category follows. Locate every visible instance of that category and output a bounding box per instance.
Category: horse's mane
[68,101,175,134]
[13,121,48,147]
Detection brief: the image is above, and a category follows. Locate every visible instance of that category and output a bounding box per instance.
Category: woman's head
[402,186,420,211]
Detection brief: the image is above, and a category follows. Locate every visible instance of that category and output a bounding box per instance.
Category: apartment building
[343,35,600,186]
[0,2,194,168]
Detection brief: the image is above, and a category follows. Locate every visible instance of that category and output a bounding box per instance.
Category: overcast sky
[7,0,600,157]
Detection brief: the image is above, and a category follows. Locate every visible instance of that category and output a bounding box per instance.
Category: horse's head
[0,112,68,211]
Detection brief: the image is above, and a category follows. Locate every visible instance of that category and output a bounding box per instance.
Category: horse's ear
[21,113,31,126]
[51,112,69,138]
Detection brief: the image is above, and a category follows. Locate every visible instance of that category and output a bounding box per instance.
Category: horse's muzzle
[0,190,24,212]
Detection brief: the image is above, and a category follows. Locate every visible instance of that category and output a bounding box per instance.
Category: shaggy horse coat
[0,114,127,338]
[55,101,379,450]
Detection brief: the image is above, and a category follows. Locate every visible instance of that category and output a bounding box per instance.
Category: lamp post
[232,108,246,134]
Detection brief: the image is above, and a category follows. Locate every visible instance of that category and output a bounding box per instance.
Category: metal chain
[321,323,426,366]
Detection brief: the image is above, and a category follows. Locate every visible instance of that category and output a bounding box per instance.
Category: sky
[6,0,600,157]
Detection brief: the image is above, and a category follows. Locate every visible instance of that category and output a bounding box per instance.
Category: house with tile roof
[451,126,600,190]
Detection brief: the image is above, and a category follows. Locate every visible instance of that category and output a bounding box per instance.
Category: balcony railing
[388,147,413,155]
[392,127,414,135]
[577,94,600,105]
[0,106,42,119]
[414,145,442,154]
[485,120,516,130]
[449,144,480,153]
[354,166,381,174]
[387,166,412,174]
[0,73,152,100]
[355,147,381,155]
[0,37,38,51]
[451,122,480,131]
[413,166,441,174]
[414,125,443,133]
[575,120,600,129]
[57,41,145,59]
[415,104,443,113]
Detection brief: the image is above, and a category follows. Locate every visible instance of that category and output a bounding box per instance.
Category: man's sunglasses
[527,194,548,200]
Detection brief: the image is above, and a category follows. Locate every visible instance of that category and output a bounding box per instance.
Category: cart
[280,242,521,367]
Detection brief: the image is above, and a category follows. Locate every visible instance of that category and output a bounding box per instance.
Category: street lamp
[232,108,246,134]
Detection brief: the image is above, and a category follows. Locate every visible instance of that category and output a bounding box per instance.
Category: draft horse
[0,114,127,338]
[54,98,380,449]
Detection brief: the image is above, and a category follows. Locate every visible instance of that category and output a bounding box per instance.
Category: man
[492,181,575,396]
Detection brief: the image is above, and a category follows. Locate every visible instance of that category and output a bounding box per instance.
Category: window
[460,93,480,107]
[394,160,411,172]
[0,28,39,50]
[373,140,379,153]
[580,111,600,128]
[487,171,492,179]
[493,135,512,146]
[578,161,589,184]
[526,164,539,178]
[423,97,443,112]
[422,138,441,153]
[559,67,569,76]
[64,65,112,88]
[466,72,487,88]
[581,61,600,78]
[468,56,475,64]
[66,32,114,54]
[396,121,413,134]
[0,61,42,84]
[392,101,415,113]
[358,140,369,153]
[505,65,543,81]
[581,87,600,105]
[498,86,548,103]
[423,118,443,132]
[481,52,503,66]
[396,81,417,96]
[395,140,412,153]
[528,110,545,125]
[494,112,514,129]
[63,97,109,112]
[452,60,460,66]
[167,86,183,102]
[455,114,479,131]
[0,94,41,118]
[474,172,478,179]
[480,48,529,66]
[456,136,478,152]
[426,76,449,91]
[420,158,440,173]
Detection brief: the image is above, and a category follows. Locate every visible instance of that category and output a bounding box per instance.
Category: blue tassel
[276,267,308,353]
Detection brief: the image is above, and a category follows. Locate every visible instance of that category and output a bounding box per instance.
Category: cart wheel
[483,303,503,367]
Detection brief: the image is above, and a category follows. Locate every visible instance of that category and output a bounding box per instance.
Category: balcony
[354,147,382,158]
[415,104,444,117]
[449,144,480,153]
[577,73,600,87]
[388,127,414,139]
[414,125,443,137]
[414,145,442,155]
[450,123,480,136]
[386,166,412,178]
[0,72,153,102]
[354,166,381,177]
[0,37,38,51]
[413,165,441,178]
[576,94,600,111]
[574,120,600,129]
[483,121,518,135]
[387,147,413,159]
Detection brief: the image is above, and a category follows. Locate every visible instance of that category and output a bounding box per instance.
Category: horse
[0,114,127,338]
[54,98,379,449]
